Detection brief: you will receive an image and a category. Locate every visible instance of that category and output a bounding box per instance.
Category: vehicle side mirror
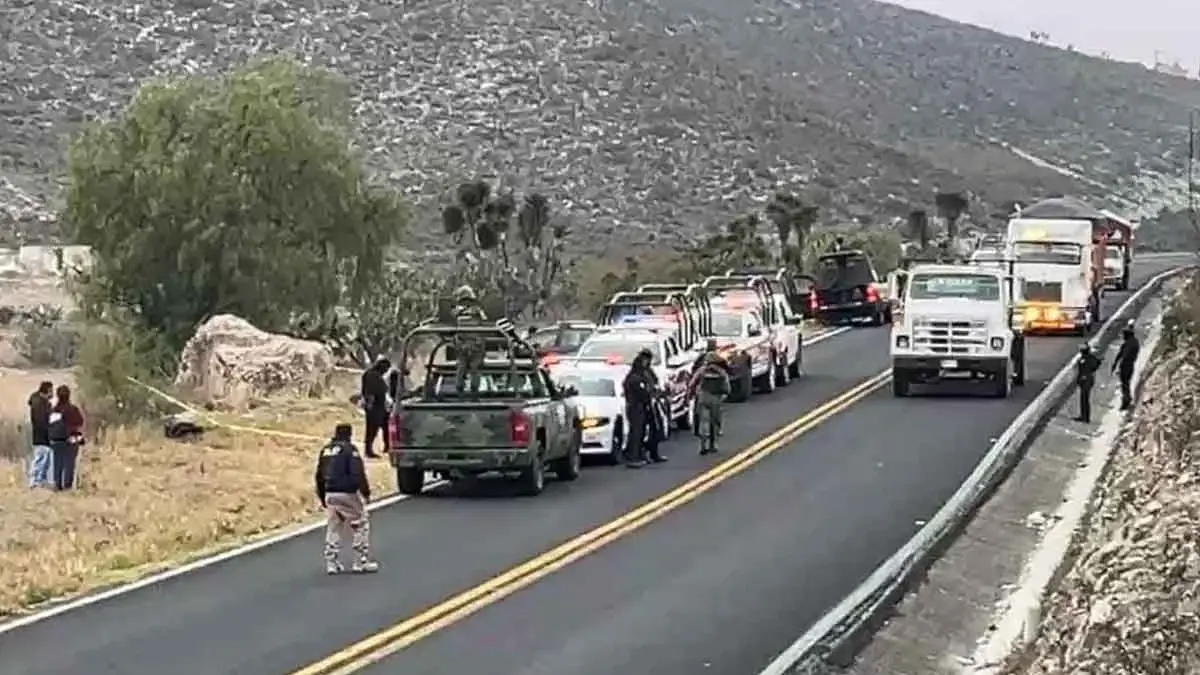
[747,327,763,337]
[784,316,802,325]
[560,385,579,398]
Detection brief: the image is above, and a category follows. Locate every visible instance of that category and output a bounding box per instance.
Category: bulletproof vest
[696,354,730,395]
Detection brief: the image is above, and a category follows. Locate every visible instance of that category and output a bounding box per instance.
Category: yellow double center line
[290,369,893,675]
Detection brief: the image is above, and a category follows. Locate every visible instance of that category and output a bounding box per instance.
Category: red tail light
[509,410,531,445]
[865,286,879,303]
[388,413,404,449]
[808,293,819,310]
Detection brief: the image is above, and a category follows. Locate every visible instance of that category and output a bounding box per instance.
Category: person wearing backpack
[48,385,85,490]
[689,349,731,455]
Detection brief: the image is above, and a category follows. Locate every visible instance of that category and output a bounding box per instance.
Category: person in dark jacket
[638,354,668,464]
[360,356,391,458]
[1074,343,1102,423]
[48,385,85,490]
[315,423,378,574]
[27,381,53,488]
[1112,323,1140,411]
[620,349,655,468]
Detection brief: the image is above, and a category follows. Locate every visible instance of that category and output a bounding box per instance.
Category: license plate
[939,359,958,369]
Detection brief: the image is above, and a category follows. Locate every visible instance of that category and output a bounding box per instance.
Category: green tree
[766,192,820,272]
[678,214,777,278]
[63,57,405,353]
[441,181,568,318]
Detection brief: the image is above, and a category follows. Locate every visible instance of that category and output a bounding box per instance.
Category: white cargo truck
[1006,216,1103,335]
[889,264,1026,398]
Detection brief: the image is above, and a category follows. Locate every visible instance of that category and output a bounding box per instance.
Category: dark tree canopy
[63,57,406,349]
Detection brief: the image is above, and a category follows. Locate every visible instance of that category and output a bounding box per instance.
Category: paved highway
[0,254,1188,675]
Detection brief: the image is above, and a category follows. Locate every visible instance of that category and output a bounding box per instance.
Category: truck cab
[703,274,803,383]
[1006,217,1102,335]
[889,264,1026,398]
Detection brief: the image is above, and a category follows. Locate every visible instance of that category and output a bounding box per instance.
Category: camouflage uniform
[451,285,488,394]
[690,350,731,454]
[315,424,378,574]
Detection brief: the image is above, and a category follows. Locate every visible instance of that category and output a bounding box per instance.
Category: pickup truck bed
[389,398,582,497]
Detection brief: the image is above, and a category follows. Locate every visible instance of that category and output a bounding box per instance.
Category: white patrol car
[706,298,776,400]
[550,361,670,463]
[550,325,697,429]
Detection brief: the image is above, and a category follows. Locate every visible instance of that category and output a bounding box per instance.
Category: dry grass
[0,368,395,619]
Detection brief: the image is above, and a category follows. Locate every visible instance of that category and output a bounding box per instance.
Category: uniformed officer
[620,349,655,468]
[1074,343,1102,423]
[1112,322,1140,410]
[690,349,732,454]
[637,352,668,464]
[359,356,391,458]
[452,285,488,394]
[315,423,378,574]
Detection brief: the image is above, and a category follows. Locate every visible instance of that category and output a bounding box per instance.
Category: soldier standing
[620,349,655,468]
[315,423,379,574]
[1112,322,1140,410]
[452,285,488,394]
[690,347,732,455]
[1074,343,1102,423]
[359,356,390,458]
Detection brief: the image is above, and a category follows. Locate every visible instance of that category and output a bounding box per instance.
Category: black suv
[809,249,891,325]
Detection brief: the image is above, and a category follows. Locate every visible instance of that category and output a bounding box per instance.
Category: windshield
[816,254,874,289]
[529,326,593,351]
[710,311,745,337]
[909,274,1001,301]
[576,338,661,364]
[1013,241,1082,264]
[429,369,545,398]
[555,376,616,397]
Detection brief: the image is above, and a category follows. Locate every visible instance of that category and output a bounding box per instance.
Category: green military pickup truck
[388,322,583,497]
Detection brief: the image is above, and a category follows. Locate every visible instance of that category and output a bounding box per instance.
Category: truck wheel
[993,370,1012,398]
[396,468,424,496]
[775,354,791,387]
[550,431,582,481]
[883,306,893,324]
[788,346,803,379]
[1012,337,1026,386]
[891,370,910,397]
[609,419,625,465]
[755,356,777,394]
[517,450,546,496]
[676,402,693,431]
[730,366,753,402]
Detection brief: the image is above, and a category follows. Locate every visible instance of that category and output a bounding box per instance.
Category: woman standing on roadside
[48,385,85,490]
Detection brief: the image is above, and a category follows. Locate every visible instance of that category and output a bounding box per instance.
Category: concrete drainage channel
[758,265,1196,675]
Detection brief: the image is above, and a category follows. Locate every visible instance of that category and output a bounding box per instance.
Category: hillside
[2,0,1196,252]
[608,0,1200,215]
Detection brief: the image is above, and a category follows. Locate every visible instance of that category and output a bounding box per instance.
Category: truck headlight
[989,337,1005,350]
[895,335,909,348]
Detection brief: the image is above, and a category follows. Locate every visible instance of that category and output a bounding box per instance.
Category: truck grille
[912,319,987,355]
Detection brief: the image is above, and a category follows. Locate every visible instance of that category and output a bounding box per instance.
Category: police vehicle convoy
[707,272,805,384]
[888,262,1026,398]
[701,286,782,401]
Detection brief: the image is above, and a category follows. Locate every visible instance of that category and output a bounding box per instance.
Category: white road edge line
[0,323,857,634]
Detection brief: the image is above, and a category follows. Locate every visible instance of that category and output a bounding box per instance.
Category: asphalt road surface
[0,255,1188,675]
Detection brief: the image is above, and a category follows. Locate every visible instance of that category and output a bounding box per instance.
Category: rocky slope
[2,0,1197,251]
[1006,277,1200,674]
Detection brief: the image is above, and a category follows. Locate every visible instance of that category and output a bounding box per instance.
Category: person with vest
[48,385,85,490]
[452,285,488,394]
[690,348,731,454]
[359,356,391,458]
[1112,322,1140,411]
[315,423,378,574]
[620,349,656,468]
[1074,343,1102,423]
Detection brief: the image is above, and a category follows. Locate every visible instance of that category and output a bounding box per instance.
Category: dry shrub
[0,404,394,617]
[0,417,26,462]
[13,307,81,368]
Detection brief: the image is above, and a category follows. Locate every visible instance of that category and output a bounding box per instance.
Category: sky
[888,0,1200,71]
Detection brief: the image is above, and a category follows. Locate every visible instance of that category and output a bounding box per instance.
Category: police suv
[889,263,1026,398]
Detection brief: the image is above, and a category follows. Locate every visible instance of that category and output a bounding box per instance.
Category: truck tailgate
[397,402,518,449]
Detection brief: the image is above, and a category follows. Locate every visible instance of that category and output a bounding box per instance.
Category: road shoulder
[842,293,1167,675]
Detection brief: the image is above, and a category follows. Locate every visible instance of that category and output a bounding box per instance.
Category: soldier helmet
[636,347,654,363]
[454,284,476,301]
[1078,342,1090,353]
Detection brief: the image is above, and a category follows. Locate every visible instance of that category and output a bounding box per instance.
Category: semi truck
[1006,198,1109,335]
[1100,209,1136,290]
